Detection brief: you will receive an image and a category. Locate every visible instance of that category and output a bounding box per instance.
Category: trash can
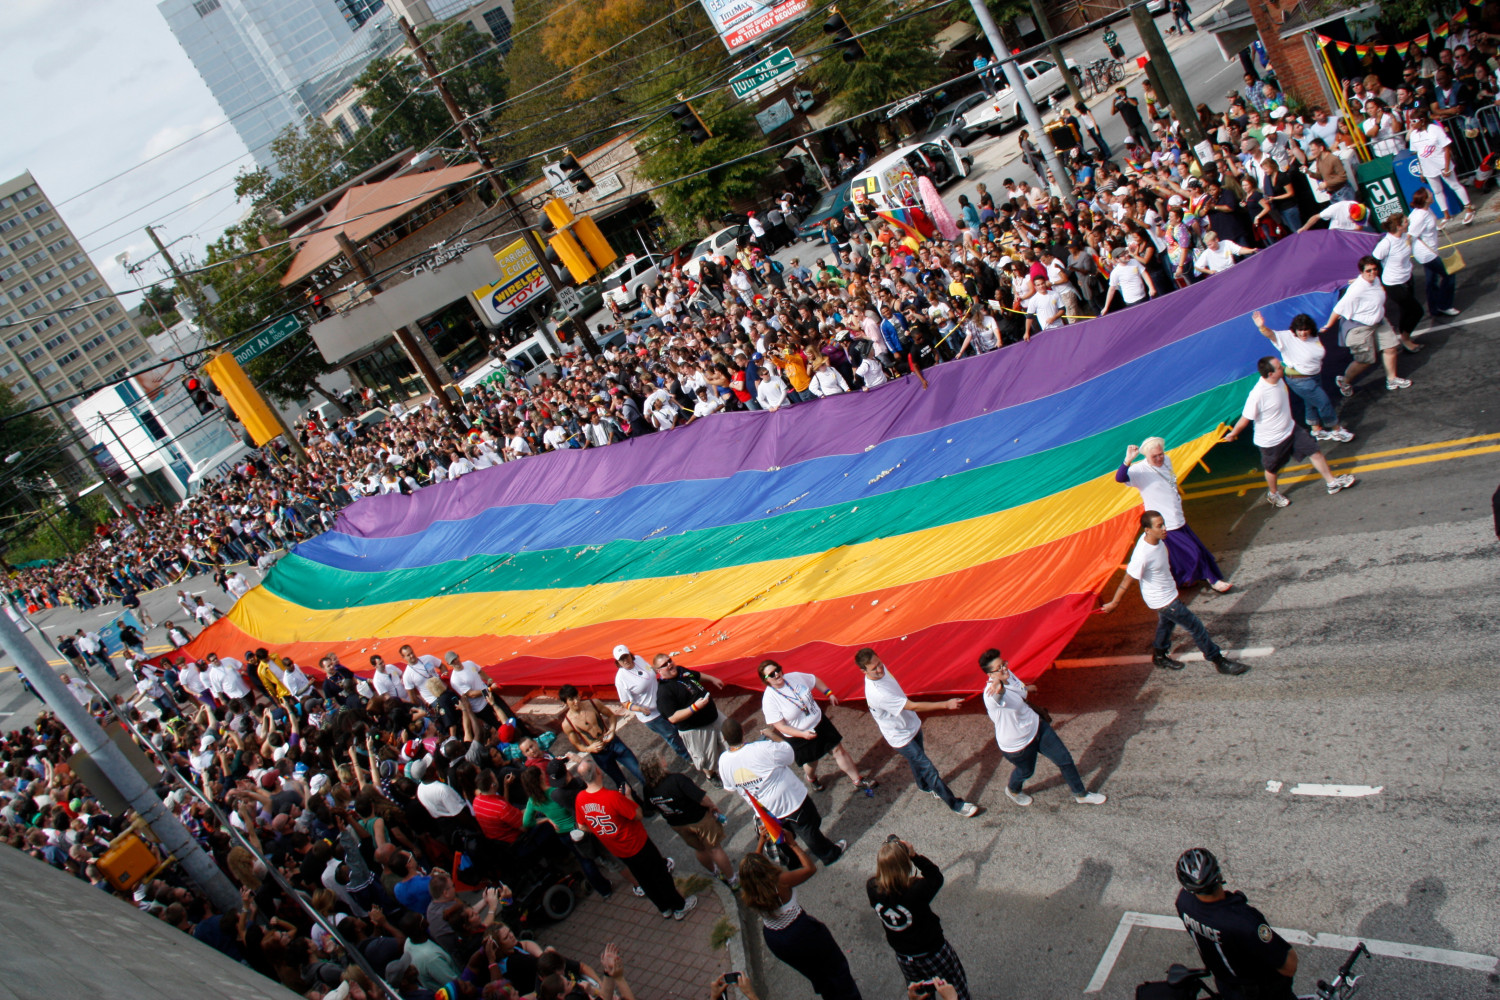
[1356,154,1408,226]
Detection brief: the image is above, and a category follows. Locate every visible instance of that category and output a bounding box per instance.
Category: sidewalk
[532,874,734,998]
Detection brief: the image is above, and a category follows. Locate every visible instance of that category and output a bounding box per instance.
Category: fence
[1445,104,1500,184]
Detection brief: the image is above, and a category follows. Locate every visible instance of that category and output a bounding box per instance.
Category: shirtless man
[558,684,649,803]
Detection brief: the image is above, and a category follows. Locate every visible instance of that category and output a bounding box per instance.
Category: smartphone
[724,972,741,984]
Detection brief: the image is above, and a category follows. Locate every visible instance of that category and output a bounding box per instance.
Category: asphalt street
[4,24,1499,999]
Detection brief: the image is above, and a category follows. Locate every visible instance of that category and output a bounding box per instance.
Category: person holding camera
[709,971,762,1000]
[739,833,863,999]
[867,838,971,1000]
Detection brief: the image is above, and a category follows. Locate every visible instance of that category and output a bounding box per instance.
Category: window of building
[5,330,29,349]
[44,286,69,303]
[0,217,21,234]
[0,361,16,378]
[0,264,20,281]
[94,306,117,322]
[21,346,45,363]
[333,115,355,143]
[71,272,97,290]
[106,321,133,339]
[34,220,61,237]
[11,185,38,203]
[56,348,83,367]
[43,332,68,352]
[192,0,221,16]
[36,267,62,285]
[60,252,85,270]
[79,333,107,352]
[81,288,108,303]
[50,239,76,256]
[69,317,94,336]
[19,299,45,317]
[9,233,35,251]
[483,7,514,52]
[21,250,47,269]
[8,281,34,301]
[351,104,371,128]
[20,202,50,220]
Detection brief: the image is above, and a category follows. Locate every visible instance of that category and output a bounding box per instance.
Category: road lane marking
[1188,432,1500,491]
[1184,444,1500,500]
[1289,783,1383,797]
[1056,646,1274,668]
[1084,911,1499,992]
[1266,780,1283,793]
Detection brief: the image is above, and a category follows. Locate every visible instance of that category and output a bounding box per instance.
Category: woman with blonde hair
[867,838,970,999]
[739,834,862,999]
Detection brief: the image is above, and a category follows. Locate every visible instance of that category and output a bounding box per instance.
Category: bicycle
[1136,942,1368,1000]
[1083,57,1124,98]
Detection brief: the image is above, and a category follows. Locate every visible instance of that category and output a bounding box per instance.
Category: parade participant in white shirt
[1101,247,1156,313]
[758,659,874,793]
[978,649,1107,804]
[613,643,691,762]
[1023,276,1066,338]
[856,649,979,817]
[370,654,409,702]
[399,644,445,705]
[1322,254,1411,394]
[1221,356,1357,507]
[1115,436,1233,592]
[718,715,845,865]
[1251,310,1351,443]
[1193,230,1255,276]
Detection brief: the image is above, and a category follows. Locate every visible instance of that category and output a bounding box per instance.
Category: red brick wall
[1247,1,1326,106]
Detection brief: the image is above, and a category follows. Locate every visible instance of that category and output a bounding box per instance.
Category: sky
[0,0,254,309]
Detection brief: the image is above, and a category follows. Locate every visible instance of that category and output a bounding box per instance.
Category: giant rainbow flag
[185,232,1373,698]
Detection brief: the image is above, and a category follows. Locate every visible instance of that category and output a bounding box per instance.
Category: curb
[708,877,766,994]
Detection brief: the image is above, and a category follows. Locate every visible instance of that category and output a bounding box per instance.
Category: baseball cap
[611,644,631,660]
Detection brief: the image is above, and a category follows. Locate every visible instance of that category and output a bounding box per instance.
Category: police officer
[1174,848,1298,999]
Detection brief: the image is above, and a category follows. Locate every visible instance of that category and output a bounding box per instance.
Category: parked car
[915,91,989,147]
[847,139,973,216]
[681,225,750,278]
[601,255,662,308]
[961,57,1082,134]
[795,181,855,239]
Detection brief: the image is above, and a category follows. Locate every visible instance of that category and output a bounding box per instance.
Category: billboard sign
[700,0,809,52]
[473,238,547,325]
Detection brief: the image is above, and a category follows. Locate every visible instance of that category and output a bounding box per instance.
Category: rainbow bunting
[1434,22,1450,37]
[1394,41,1410,56]
[1316,34,1330,47]
[181,233,1380,698]
[1373,44,1389,57]
[1454,8,1469,23]
[1354,43,1370,56]
[1335,40,1351,54]
[1415,33,1431,49]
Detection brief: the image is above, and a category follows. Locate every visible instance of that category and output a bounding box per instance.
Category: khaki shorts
[1344,319,1398,364]
[672,812,724,851]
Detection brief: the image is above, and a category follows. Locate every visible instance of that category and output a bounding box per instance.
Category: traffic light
[824,9,863,62]
[184,374,217,415]
[669,101,712,145]
[558,152,594,193]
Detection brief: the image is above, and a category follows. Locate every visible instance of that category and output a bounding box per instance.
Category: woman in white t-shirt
[1252,309,1350,443]
[758,660,875,793]
[1114,436,1232,592]
[1406,109,1474,226]
[1370,213,1425,353]
[1408,187,1459,317]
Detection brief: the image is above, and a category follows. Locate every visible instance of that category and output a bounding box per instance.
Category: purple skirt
[1164,523,1224,586]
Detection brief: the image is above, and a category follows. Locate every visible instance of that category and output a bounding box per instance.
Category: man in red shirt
[471,770,524,844]
[574,760,696,920]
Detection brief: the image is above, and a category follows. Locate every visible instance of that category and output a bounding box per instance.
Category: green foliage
[3,495,110,564]
[636,87,776,232]
[802,0,951,119]
[0,382,68,522]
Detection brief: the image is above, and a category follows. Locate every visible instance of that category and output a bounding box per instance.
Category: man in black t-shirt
[1174,848,1297,999]
[653,654,727,783]
[640,754,735,887]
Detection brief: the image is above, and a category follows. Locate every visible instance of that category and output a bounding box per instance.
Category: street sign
[730,47,797,99]
[233,314,303,365]
[542,162,577,197]
[556,287,586,317]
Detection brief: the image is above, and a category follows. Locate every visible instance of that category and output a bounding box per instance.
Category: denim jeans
[1331,183,1358,203]
[894,730,962,810]
[1284,373,1338,430]
[1423,258,1456,313]
[643,715,692,762]
[591,737,647,791]
[1153,598,1222,660]
[1000,721,1087,796]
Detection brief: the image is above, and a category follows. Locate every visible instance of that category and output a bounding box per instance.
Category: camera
[913,981,937,999]
[885,833,903,844]
[724,972,741,984]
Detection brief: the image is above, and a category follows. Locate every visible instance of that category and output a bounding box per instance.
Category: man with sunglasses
[654,653,728,784]
[979,649,1106,806]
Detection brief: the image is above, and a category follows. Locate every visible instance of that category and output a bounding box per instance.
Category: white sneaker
[956,801,981,818]
[1265,491,1291,508]
[1311,428,1333,441]
[1386,376,1412,390]
[1327,474,1357,495]
[1004,788,1033,806]
[1330,428,1355,443]
[1074,791,1108,805]
[672,895,698,920]
[665,857,676,873]
[1335,374,1354,397]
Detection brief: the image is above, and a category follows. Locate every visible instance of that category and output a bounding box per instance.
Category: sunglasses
[763,668,783,679]
[983,660,1010,674]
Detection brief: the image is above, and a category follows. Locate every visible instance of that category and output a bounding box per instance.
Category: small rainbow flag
[744,791,785,843]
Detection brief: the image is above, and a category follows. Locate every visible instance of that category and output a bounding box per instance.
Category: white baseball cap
[612,644,631,660]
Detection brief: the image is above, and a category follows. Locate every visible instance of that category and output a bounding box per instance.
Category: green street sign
[233,314,303,365]
[730,47,797,100]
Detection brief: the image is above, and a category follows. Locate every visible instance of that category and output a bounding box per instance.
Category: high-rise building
[0,172,152,432]
[158,0,398,170]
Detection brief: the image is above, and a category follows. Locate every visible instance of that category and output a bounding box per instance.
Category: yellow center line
[1187,432,1500,491]
[1184,444,1500,500]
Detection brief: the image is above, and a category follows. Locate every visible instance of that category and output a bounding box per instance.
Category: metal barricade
[1443,107,1500,182]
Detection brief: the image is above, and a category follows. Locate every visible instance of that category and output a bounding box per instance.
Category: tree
[636,79,775,232]
[234,120,356,216]
[0,382,69,524]
[803,0,953,120]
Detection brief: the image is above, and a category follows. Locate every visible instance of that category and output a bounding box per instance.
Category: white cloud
[141,115,231,161]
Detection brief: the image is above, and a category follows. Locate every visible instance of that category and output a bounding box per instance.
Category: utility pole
[397,16,600,357]
[0,609,242,912]
[334,232,459,418]
[967,0,1074,199]
[1127,5,1239,190]
[144,225,308,463]
[1027,0,1086,108]
[11,352,140,528]
[96,413,171,508]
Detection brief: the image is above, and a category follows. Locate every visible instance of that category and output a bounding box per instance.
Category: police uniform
[1175,888,1295,1000]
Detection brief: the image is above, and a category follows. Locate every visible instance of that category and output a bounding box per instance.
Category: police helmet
[1176,847,1224,893]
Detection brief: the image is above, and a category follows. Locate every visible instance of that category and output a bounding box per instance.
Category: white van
[847,139,973,216]
[602,255,662,309]
[185,441,256,496]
